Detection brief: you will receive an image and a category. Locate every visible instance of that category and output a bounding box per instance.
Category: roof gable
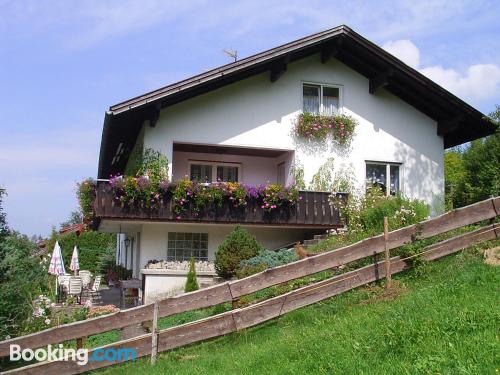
[98,25,496,178]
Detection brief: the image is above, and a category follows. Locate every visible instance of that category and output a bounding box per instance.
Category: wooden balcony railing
[93,182,347,228]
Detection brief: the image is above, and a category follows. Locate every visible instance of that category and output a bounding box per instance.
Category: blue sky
[1,0,499,236]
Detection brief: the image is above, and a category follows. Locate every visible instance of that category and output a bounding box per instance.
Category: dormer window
[302,83,340,115]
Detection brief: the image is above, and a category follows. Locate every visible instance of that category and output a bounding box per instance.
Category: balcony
[93,182,347,228]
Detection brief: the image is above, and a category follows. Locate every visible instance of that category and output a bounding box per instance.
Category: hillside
[95,247,499,375]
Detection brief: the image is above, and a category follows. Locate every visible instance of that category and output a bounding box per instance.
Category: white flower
[44,319,51,325]
[33,307,45,318]
[5,335,10,340]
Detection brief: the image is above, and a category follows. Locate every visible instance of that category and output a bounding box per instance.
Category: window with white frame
[302,83,340,115]
[167,232,208,261]
[189,161,240,182]
[365,162,401,196]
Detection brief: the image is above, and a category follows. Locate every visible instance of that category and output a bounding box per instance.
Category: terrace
[93,182,347,228]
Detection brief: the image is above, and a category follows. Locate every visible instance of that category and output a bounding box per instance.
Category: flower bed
[294,112,357,145]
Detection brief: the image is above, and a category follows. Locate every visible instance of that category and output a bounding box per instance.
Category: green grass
[94,245,500,375]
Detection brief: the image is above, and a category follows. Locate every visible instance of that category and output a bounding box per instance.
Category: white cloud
[420,64,500,101]
[382,39,420,68]
[382,38,500,104]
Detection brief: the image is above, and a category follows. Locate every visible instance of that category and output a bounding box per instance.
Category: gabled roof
[98,25,496,179]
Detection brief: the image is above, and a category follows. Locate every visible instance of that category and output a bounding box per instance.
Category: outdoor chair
[90,275,102,302]
[79,270,92,289]
[68,276,83,304]
[57,275,70,303]
[58,275,70,292]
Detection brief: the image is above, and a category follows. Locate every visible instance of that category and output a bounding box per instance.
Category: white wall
[138,222,308,268]
[141,54,444,213]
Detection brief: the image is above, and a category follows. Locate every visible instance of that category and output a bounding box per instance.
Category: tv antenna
[222,48,238,62]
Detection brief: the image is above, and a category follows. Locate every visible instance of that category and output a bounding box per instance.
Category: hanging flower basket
[294,112,357,145]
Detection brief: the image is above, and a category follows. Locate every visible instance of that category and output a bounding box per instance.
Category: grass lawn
[95,248,499,375]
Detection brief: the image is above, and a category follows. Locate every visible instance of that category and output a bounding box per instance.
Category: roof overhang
[97,25,496,179]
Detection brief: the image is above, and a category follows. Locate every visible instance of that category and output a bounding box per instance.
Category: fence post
[76,336,87,350]
[151,301,159,365]
[232,298,239,309]
[384,216,392,289]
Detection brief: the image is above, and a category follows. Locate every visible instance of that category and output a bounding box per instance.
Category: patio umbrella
[48,241,66,295]
[70,246,80,275]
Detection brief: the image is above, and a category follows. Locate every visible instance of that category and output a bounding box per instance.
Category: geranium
[294,112,357,145]
[226,182,247,208]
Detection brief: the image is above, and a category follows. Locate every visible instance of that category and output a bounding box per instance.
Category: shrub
[241,248,298,269]
[237,248,298,278]
[0,233,51,339]
[105,264,132,285]
[309,158,356,193]
[215,226,263,279]
[45,230,116,276]
[184,258,199,292]
[236,263,267,279]
[76,178,96,223]
[330,186,430,236]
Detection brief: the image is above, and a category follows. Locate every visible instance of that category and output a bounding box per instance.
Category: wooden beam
[369,68,394,94]
[148,103,161,127]
[320,38,342,63]
[269,55,290,83]
[437,115,463,136]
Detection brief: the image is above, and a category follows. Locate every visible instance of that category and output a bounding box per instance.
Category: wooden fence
[1,197,499,374]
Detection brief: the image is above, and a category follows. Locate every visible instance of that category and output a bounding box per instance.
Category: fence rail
[1,197,499,374]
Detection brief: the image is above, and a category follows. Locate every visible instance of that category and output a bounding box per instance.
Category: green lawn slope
[96,248,499,375]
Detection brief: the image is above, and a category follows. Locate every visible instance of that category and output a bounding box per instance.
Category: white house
[92,26,495,301]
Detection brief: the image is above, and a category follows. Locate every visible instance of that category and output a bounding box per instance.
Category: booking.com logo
[10,344,136,366]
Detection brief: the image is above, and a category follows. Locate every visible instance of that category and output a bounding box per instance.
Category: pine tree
[184,257,199,293]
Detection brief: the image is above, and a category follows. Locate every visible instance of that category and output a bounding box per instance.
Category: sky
[0,0,499,237]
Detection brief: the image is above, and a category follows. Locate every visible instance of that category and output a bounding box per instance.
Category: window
[167,232,208,261]
[190,164,213,182]
[217,165,238,182]
[303,83,340,115]
[189,161,240,182]
[365,162,401,196]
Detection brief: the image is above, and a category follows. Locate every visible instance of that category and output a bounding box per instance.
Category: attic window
[303,83,340,115]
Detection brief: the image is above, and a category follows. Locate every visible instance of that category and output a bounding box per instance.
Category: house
[92,25,495,301]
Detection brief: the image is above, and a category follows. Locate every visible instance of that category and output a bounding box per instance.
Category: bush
[242,248,298,269]
[184,258,199,292]
[237,248,298,278]
[0,232,51,339]
[215,226,263,279]
[105,264,132,285]
[236,263,268,279]
[315,188,430,254]
[331,186,430,236]
[45,230,116,276]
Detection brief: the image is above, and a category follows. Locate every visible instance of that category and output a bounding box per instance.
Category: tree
[215,226,263,279]
[461,133,500,203]
[60,210,83,229]
[184,258,199,292]
[0,187,8,241]
[444,105,500,208]
[444,151,466,209]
